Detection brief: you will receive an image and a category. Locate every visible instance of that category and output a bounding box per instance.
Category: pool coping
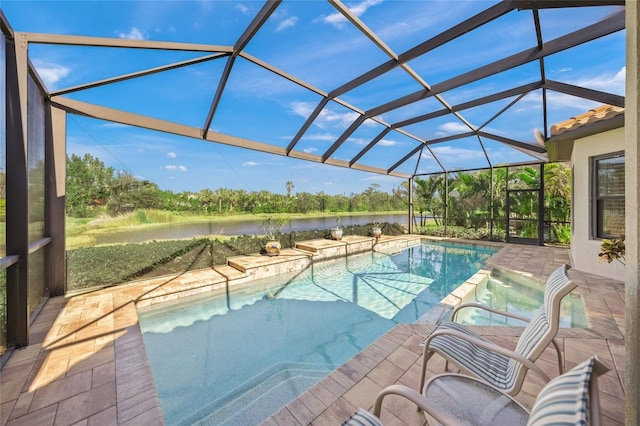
[131,235,508,423]
[1,239,625,425]
[134,234,424,309]
[268,244,625,425]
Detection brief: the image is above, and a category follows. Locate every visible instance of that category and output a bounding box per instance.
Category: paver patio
[0,240,625,425]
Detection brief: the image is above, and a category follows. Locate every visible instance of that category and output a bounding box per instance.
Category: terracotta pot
[265,240,281,256]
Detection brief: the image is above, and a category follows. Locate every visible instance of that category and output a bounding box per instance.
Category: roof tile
[550,104,624,136]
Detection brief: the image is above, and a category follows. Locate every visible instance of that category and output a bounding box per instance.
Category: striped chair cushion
[427,264,576,393]
[342,408,384,426]
[515,264,575,363]
[543,264,576,317]
[513,308,549,361]
[526,356,595,426]
[428,321,511,389]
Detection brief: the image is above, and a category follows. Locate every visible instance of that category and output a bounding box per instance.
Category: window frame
[591,151,625,240]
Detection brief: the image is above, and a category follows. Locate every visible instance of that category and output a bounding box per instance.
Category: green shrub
[135,209,149,224]
[551,224,571,245]
[416,224,505,242]
[66,238,212,291]
[66,222,406,293]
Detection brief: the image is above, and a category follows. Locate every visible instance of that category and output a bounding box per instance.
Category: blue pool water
[455,274,587,328]
[138,241,499,425]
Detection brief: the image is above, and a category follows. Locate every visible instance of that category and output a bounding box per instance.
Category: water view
[139,241,499,425]
[84,213,410,245]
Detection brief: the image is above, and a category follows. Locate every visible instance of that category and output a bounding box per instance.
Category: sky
[1,0,626,195]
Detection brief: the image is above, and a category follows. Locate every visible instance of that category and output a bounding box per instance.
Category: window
[593,153,625,239]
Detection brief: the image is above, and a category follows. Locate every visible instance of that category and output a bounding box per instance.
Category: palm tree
[545,163,571,212]
[414,175,444,225]
[490,167,509,233]
[454,171,491,229]
[544,163,572,241]
[511,166,540,189]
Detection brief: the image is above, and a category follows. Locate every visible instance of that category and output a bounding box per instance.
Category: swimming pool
[138,241,499,425]
[454,270,587,328]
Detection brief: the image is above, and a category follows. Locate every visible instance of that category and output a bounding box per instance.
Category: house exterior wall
[571,126,625,280]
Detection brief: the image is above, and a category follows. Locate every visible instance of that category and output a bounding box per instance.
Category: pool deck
[0,238,626,425]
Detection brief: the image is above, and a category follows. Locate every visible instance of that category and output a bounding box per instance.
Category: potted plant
[262,217,287,256]
[331,216,343,240]
[371,221,382,239]
[598,238,625,265]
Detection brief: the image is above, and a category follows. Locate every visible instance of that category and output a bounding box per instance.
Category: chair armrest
[372,384,454,424]
[451,302,531,323]
[423,328,551,383]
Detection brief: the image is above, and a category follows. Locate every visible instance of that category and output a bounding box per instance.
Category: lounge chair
[419,263,576,396]
[343,355,608,426]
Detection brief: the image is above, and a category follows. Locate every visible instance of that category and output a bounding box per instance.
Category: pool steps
[136,235,424,309]
[179,362,335,425]
[416,265,587,328]
[415,268,492,324]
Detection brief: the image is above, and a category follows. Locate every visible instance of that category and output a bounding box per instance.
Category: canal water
[91,213,411,245]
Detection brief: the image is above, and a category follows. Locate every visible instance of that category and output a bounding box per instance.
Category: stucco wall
[571,126,625,280]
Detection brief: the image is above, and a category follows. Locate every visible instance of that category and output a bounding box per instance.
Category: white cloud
[436,121,470,135]
[290,102,359,130]
[431,145,484,161]
[32,60,69,89]
[473,66,625,119]
[544,67,626,112]
[348,137,367,145]
[378,139,396,147]
[420,151,433,160]
[243,161,260,166]
[321,0,383,28]
[235,4,251,14]
[545,92,599,111]
[166,152,177,158]
[360,174,402,183]
[577,66,626,95]
[371,1,471,43]
[276,16,298,32]
[321,11,348,28]
[101,122,131,129]
[290,101,314,118]
[347,0,384,17]
[319,108,360,129]
[303,133,337,142]
[303,147,319,153]
[164,165,187,172]
[118,27,146,40]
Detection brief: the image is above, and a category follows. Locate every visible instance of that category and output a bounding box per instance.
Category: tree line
[65,153,571,240]
[413,164,571,240]
[65,153,408,217]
